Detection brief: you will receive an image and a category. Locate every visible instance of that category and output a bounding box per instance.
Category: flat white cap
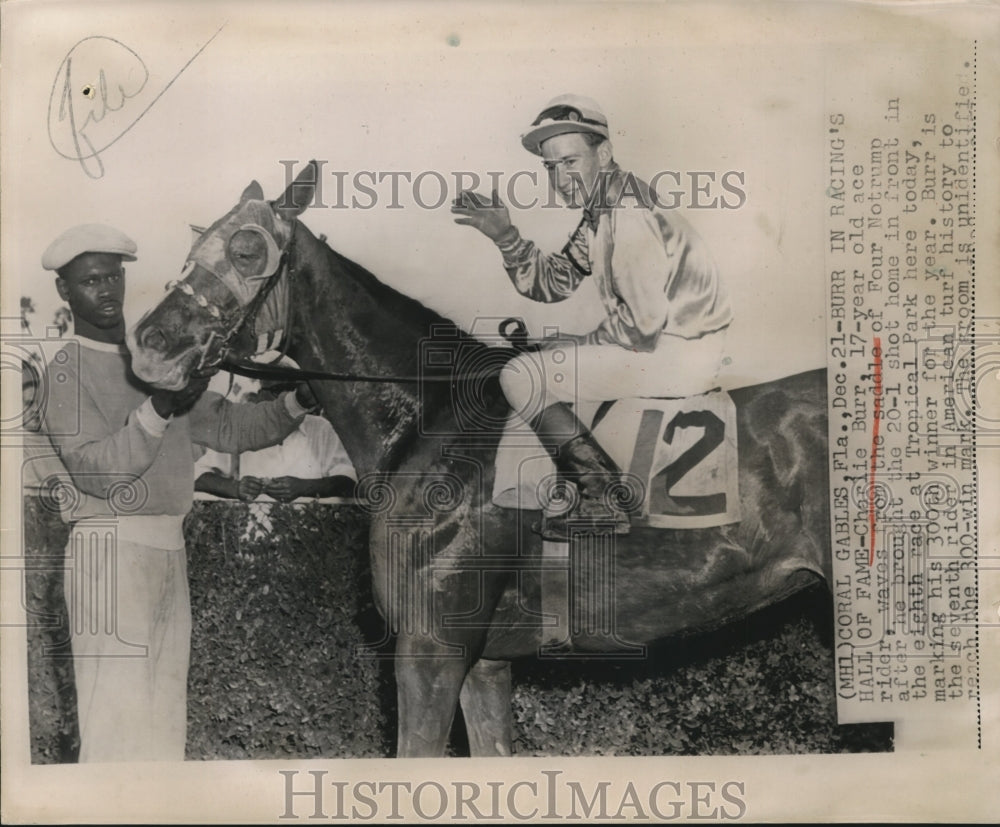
[42,224,137,271]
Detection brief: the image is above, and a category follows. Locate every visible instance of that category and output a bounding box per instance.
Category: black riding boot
[529,402,631,540]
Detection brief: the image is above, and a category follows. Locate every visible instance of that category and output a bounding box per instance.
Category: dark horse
[128,163,831,757]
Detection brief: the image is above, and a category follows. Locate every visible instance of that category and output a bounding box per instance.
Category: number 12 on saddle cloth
[492,391,741,530]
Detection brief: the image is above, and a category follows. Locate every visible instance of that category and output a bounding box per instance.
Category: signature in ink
[47,28,224,179]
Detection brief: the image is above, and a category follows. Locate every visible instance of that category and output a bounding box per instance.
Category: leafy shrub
[23,496,76,763]
[509,590,891,756]
[184,501,392,759]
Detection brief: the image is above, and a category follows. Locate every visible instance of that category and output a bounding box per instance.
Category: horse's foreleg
[394,634,469,757]
[459,658,513,757]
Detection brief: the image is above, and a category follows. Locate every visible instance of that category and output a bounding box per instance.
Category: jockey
[452,94,733,540]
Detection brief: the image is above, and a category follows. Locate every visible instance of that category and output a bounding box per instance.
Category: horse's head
[127,163,318,389]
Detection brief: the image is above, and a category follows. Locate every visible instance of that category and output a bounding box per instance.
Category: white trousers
[499,329,728,422]
[64,523,190,762]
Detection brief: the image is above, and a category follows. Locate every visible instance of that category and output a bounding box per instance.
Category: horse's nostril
[141,327,168,353]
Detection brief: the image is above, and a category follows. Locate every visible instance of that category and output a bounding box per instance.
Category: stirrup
[534,505,631,542]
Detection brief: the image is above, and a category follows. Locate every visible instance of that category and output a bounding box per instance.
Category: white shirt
[195,415,356,500]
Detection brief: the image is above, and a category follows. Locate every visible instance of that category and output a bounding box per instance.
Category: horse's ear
[272,160,319,218]
[240,181,265,203]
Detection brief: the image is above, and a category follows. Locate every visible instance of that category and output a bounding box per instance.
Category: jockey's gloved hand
[150,375,211,418]
[451,189,514,243]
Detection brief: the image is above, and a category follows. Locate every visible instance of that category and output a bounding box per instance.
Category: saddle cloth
[492,391,741,530]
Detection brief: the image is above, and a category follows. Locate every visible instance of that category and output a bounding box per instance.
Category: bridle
[163,222,297,373]
[164,217,533,386]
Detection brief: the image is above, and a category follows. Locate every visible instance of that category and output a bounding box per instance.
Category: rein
[220,357,452,385]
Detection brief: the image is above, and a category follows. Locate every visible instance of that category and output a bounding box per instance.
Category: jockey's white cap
[520,94,610,156]
[42,224,137,271]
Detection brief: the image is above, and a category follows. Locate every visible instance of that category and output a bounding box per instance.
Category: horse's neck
[288,229,455,477]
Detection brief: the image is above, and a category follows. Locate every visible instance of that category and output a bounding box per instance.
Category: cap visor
[521,122,609,155]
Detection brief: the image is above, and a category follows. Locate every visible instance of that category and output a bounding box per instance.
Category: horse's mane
[298,220,479,344]
[294,220,511,466]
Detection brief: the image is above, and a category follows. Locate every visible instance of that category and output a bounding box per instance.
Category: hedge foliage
[508,593,890,756]
[183,501,391,759]
[24,497,891,761]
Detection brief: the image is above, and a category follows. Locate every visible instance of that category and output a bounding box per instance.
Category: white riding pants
[499,329,728,423]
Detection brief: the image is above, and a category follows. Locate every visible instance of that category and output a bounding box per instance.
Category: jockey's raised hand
[451,189,514,242]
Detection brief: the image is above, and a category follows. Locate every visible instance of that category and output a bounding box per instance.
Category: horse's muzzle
[126,325,199,390]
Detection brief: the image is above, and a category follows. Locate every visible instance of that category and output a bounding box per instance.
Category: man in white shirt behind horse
[195,356,356,505]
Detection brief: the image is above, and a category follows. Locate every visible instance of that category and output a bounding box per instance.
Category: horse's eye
[227,229,268,277]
